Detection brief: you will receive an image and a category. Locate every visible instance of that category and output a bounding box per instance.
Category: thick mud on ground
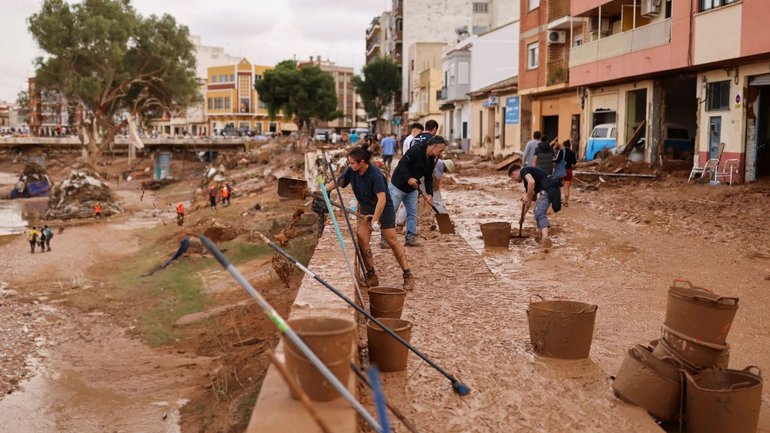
[362,166,770,432]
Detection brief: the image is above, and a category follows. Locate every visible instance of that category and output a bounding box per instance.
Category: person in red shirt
[176,202,184,226]
[221,184,230,206]
[94,203,102,218]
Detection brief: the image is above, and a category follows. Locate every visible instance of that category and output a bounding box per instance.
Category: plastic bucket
[367,318,412,372]
[480,222,511,248]
[661,325,728,369]
[612,344,684,421]
[653,336,730,372]
[665,280,738,345]
[685,366,763,433]
[527,295,598,359]
[283,317,356,402]
[368,287,407,319]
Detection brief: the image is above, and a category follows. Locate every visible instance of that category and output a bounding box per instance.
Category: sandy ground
[359,161,770,433]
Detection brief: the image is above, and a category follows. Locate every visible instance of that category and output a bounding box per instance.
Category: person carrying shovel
[508,164,562,246]
[324,146,416,291]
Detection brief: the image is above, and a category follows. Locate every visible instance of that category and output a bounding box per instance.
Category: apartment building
[27,78,81,137]
[366,13,390,63]
[518,0,585,157]
[205,59,289,135]
[407,42,446,127]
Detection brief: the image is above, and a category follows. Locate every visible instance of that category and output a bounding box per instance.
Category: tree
[353,57,401,134]
[254,60,339,131]
[28,0,200,165]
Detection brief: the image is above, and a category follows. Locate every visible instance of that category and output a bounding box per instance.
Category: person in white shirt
[401,122,423,155]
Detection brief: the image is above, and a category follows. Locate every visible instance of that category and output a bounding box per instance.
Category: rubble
[8,162,52,199]
[43,167,123,220]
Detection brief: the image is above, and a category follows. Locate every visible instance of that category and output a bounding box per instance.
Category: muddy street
[356,161,770,433]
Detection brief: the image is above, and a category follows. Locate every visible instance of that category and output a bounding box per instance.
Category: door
[542,115,559,142]
[709,116,721,159]
[757,87,770,178]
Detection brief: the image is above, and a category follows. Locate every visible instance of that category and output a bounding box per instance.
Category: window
[255,74,262,81]
[207,98,212,110]
[473,2,488,13]
[396,18,402,32]
[220,74,227,82]
[528,0,540,10]
[214,97,223,109]
[573,34,584,47]
[211,75,218,83]
[527,42,539,69]
[224,97,230,110]
[229,74,235,82]
[700,0,737,12]
[592,127,608,138]
[707,81,730,111]
[472,25,489,34]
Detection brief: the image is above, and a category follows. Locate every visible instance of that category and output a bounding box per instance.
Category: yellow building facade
[205,59,290,135]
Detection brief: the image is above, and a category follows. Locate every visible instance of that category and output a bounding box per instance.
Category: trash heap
[9,162,51,199]
[613,280,763,433]
[44,167,122,220]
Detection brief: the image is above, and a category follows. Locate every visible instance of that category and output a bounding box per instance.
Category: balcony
[569,18,671,67]
[366,42,381,57]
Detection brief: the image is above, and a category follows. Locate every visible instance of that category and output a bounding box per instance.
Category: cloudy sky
[0,0,387,102]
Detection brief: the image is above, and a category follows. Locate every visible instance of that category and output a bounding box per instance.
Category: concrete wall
[694,2,742,65]
[470,21,521,92]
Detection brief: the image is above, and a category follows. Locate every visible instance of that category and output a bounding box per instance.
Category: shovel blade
[435,213,455,234]
[277,177,308,199]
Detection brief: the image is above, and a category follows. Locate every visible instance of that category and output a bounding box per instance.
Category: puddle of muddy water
[0,201,30,235]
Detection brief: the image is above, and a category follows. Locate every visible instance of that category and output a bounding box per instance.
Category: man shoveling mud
[508,165,562,245]
[324,146,416,291]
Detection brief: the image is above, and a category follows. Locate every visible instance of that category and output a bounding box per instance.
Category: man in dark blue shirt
[508,165,561,245]
[389,135,447,246]
[325,147,415,290]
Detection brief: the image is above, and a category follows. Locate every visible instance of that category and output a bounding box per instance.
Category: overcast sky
[0,0,387,102]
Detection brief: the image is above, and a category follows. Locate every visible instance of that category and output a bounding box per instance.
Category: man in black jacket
[388,135,447,246]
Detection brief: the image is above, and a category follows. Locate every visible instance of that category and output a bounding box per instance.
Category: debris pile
[43,167,122,220]
[575,154,658,177]
[612,280,761,429]
[9,162,51,199]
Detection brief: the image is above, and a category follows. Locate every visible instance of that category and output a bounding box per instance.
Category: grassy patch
[220,241,272,264]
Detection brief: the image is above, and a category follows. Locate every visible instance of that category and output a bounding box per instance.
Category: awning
[749,74,770,87]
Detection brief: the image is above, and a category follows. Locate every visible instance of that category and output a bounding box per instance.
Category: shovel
[417,189,455,235]
[277,177,308,199]
[513,203,527,239]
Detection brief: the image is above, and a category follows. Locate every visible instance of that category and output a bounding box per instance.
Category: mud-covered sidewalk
[363,165,770,432]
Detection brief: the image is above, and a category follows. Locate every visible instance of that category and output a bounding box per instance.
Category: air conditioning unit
[589,17,611,36]
[547,30,566,45]
[641,0,662,17]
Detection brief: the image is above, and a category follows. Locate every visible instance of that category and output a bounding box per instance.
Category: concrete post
[648,80,664,166]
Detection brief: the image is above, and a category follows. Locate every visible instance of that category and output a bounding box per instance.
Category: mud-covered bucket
[368,287,407,319]
[613,344,684,421]
[665,279,738,345]
[480,222,511,248]
[685,366,763,433]
[283,317,356,402]
[661,325,728,369]
[527,295,598,359]
[367,318,412,372]
[653,335,730,371]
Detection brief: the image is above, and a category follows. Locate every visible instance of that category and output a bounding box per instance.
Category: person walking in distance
[522,131,541,168]
[27,226,39,253]
[561,140,577,206]
[508,164,562,246]
[208,184,218,210]
[38,227,47,252]
[324,146,416,291]
[176,202,185,226]
[401,123,424,155]
[221,183,230,207]
[380,133,397,171]
[94,202,102,218]
[389,135,448,246]
[43,225,53,251]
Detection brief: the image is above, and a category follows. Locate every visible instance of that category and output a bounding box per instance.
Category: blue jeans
[534,192,551,229]
[388,183,418,240]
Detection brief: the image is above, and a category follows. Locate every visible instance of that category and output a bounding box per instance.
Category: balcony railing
[569,18,671,68]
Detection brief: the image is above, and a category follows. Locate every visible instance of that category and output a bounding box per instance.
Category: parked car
[662,124,693,157]
[586,123,618,161]
[314,129,330,142]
